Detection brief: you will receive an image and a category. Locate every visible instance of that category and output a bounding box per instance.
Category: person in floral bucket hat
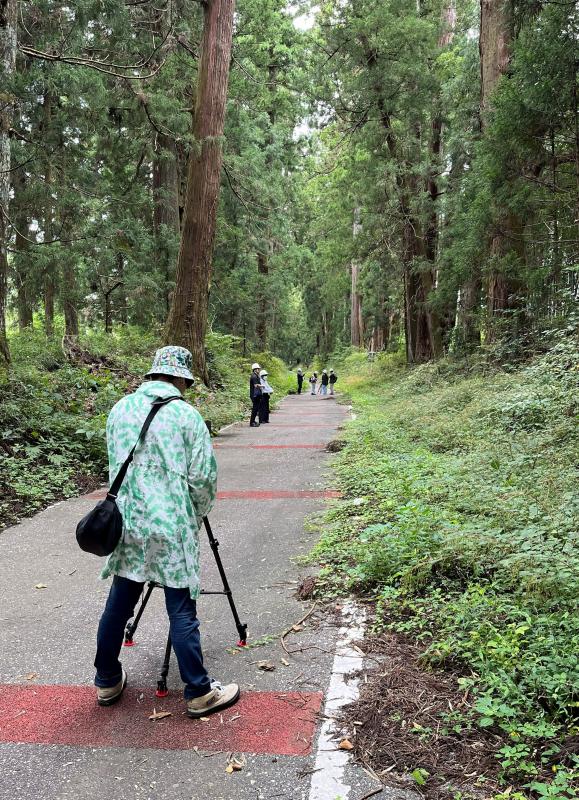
[93,345,240,719]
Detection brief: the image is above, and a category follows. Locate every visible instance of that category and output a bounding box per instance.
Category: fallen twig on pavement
[356,788,383,800]
[280,602,318,655]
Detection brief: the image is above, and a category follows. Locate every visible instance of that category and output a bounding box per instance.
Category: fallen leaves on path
[225,754,246,773]
[34,583,47,590]
[256,660,276,671]
[339,738,355,750]
[148,709,172,721]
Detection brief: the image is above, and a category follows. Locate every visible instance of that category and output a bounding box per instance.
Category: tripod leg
[156,633,172,697]
[203,517,248,646]
[124,582,156,646]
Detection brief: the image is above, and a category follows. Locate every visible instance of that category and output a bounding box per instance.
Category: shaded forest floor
[310,334,579,800]
[0,326,291,530]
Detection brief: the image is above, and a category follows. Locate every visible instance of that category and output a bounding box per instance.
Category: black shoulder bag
[76,395,183,557]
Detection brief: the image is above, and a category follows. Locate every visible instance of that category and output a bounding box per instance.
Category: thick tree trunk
[256,250,268,349]
[480,0,524,339]
[42,93,56,336]
[401,183,441,363]
[423,4,456,355]
[153,132,180,313]
[456,274,482,349]
[44,183,55,336]
[61,235,79,345]
[0,0,18,364]
[350,207,363,347]
[13,167,33,329]
[255,54,277,352]
[164,0,236,381]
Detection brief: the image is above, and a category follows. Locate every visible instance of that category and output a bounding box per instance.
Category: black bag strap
[107,395,183,500]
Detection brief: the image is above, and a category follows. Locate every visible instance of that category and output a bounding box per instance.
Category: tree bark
[13,166,34,329]
[350,207,363,347]
[61,213,79,346]
[255,54,278,352]
[62,255,79,344]
[41,92,56,336]
[256,250,268,349]
[480,0,524,339]
[164,0,236,381]
[153,132,181,313]
[0,0,18,364]
[401,181,441,363]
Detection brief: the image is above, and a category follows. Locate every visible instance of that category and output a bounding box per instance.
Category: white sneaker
[97,668,127,707]
[186,682,240,719]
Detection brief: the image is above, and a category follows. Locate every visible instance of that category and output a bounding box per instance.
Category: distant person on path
[319,369,329,396]
[260,369,273,423]
[94,346,240,719]
[309,372,318,395]
[297,368,304,394]
[249,362,263,427]
[329,369,338,395]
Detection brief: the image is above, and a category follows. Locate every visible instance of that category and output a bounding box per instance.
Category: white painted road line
[309,601,367,800]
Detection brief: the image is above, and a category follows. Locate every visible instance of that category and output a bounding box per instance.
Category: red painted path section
[0,685,322,756]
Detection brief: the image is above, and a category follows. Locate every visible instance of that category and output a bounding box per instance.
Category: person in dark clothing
[249,363,262,427]
[297,368,304,394]
[329,369,338,395]
[318,369,329,396]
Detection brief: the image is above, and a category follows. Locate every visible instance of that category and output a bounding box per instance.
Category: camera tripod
[122,516,248,697]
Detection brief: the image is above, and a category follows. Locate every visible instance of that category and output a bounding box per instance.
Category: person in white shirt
[259,369,274,423]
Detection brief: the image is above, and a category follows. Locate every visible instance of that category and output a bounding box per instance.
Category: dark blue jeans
[94,576,212,700]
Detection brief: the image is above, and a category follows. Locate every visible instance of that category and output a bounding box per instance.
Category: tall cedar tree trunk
[13,165,33,329]
[401,183,434,363]
[0,0,18,364]
[480,0,524,339]
[255,56,277,350]
[367,33,439,363]
[256,250,268,348]
[60,212,79,346]
[43,96,55,336]
[62,254,79,344]
[164,0,236,380]
[350,207,363,346]
[153,132,180,313]
[425,3,456,353]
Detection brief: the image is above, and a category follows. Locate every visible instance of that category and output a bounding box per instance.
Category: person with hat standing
[259,369,273,423]
[249,362,263,427]
[329,369,338,395]
[309,372,318,395]
[318,369,329,396]
[93,345,240,719]
[296,368,304,395]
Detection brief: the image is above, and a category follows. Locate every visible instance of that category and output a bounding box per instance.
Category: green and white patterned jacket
[100,380,217,598]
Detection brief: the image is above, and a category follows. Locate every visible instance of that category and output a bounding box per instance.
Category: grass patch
[313,335,579,798]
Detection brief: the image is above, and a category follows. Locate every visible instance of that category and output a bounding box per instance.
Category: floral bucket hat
[145,345,195,383]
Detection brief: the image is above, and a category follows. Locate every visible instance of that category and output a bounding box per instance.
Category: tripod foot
[156,679,168,698]
[123,639,137,647]
[237,639,247,647]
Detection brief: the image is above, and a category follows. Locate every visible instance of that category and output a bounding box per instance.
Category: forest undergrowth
[312,333,579,800]
[0,324,291,530]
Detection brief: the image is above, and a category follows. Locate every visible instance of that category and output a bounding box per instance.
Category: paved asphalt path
[0,392,403,800]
